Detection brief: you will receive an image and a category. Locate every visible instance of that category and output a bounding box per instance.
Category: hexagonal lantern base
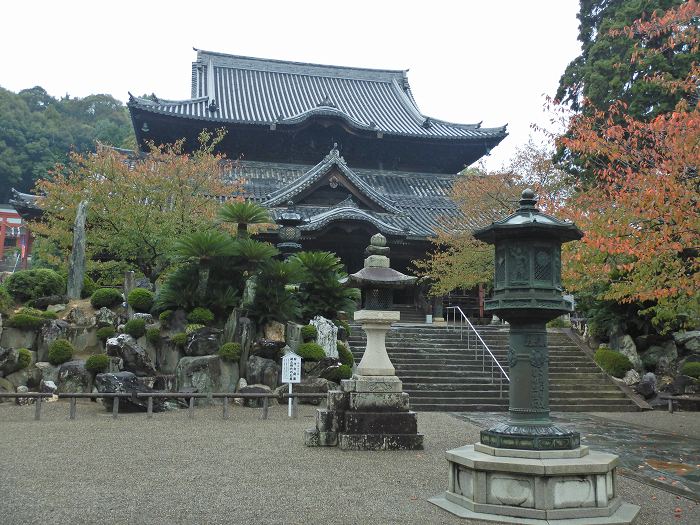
[429,444,639,524]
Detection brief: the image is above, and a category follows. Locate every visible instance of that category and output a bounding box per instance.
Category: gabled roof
[128,49,507,142]
[264,145,400,213]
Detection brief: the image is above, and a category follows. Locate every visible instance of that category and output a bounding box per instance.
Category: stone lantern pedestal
[430,190,638,523]
[304,234,423,450]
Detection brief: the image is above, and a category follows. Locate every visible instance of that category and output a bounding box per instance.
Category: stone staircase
[347,323,639,412]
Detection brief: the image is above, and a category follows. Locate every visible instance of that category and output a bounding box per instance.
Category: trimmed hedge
[48,339,74,365]
[171,332,188,346]
[128,288,154,313]
[96,326,116,342]
[4,269,65,302]
[218,342,242,362]
[335,319,351,338]
[17,348,32,370]
[681,362,700,379]
[186,323,205,334]
[125,318,146,338]
[187,307,214,325]
[301,325,318,342]
[91,288,123,308]
[159,310,173,324]
[594,347,633,378]
[81,276,98,299]
[323,364,353,382]
[146,327,161,345]
[6,313,47,330]
[296,342,325,361]
[85,354,110,373]
[337,342,354,367]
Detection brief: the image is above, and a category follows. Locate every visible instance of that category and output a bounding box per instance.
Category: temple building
[128,50,507,313]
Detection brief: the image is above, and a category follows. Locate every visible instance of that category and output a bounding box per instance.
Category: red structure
[0,205,31,270]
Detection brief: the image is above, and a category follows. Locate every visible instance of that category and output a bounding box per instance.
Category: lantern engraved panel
[534,248,552,282]
[508,245,529,284]
[495,247,506,288]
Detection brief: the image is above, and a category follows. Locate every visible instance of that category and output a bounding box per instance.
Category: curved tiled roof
[128,49,507,141]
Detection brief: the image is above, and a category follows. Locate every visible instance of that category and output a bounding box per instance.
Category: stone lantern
[304,233,423,450]
[275,201,306,259]
[430,190,639,524]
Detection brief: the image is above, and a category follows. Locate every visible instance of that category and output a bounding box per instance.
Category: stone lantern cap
[349,233,417,289]
[472,189,583,244]
[276,201,307,227]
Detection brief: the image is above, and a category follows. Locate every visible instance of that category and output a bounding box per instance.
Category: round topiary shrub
[127,288,154,313]
[81,276,98,299]
[159,310,173,324]
[48,339,74,365]
[39,310,58,320]
[301,324,318,342]
[186,323,205,334]
[146,327,161,345]
[91,288,123,309]
[171,332,188,347]
[17,348,32,370]
[337,342,354,367]
[6,313,47,330]
[125,318,146,338]
[187,307,214,325]
[681,362,700,379]
[4,269,65,303]
[218,342,242,362]
[323,364,353,382]
[296,342,325,361]
[96,326,116,342]
[85,354,110,374]
[594,347,633,378]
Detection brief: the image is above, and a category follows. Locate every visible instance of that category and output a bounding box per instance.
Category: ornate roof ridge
[264,145,400,213]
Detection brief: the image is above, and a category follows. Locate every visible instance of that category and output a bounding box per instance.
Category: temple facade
[128,50,506,301]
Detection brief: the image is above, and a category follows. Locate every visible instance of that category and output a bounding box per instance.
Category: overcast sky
[1,0,581,170]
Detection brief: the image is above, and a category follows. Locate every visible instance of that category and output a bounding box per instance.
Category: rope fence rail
[0,391,327,421]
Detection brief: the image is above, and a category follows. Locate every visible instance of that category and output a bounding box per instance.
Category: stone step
[406,390,627,399]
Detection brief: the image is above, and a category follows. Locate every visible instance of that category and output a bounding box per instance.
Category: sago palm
[218,201,271,238]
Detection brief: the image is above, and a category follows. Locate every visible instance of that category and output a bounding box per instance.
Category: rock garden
[0,202,360,412]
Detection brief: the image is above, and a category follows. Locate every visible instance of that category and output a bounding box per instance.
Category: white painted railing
[445,305,510,397]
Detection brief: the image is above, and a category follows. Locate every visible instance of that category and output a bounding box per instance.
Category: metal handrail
[445,305,510,397]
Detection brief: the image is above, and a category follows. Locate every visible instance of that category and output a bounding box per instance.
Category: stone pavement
[0,402,698,524]
[456,411,700,503]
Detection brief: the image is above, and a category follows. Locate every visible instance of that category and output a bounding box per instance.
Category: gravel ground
[0,401,698,525]
[590,410,700,440]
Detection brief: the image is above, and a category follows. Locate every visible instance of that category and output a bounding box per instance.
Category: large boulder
[176,355,236,398]
[56,360,91,393]
[635,372,657,399]
[252,339,285,360]
[28,295,68,310]
[106,334,157,376]
[642,340,678,375]
[263,321,285,343]
[286,322,303,352]
[621,369,641,386]
[166,309,188,335]
[222,308,240,343]
[95,371,167,412]
[274,377,338,405]
[132,313,154,324]
[246,355,280,389]
[36,320,69,362]
[65,306,95,327]
[0,328,37,352]
[612,335,642,372]
[34,362,59,384]
[0,376,14,402]
[95,307,119,328]
[156,340,183,375]
[673,330,700,353]
[6,366,41,389]
[238,317,256,377]
[220,360,240,394]
[184,327,222,357]
[239,384,277,408]
[311,316,338,358]
[304,357,341,378]
[0,346,19,376]
[66,325,100,354]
